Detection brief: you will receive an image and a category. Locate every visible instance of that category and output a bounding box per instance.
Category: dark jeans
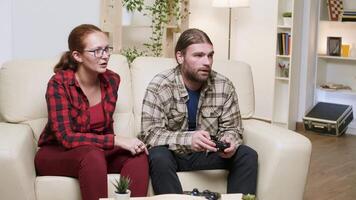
[35,145,149,200]
[149,145,258,195]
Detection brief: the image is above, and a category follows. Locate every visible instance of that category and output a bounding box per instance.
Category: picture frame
[327,37,342,56]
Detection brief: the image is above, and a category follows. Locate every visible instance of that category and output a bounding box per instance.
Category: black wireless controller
[210,136,230,152]
[184,188,221,200]
[213,140,230,152]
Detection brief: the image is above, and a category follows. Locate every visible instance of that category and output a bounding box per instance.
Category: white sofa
[0,55,312,200]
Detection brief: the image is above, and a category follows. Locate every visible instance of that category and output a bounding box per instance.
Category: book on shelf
[343,10,356,15]
[277,32,291,55]
[341,10,356,22]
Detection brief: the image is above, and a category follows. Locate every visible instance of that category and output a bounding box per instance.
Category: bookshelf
[314,0,356,134]
[100,0,190,57]
[272,0,303,130]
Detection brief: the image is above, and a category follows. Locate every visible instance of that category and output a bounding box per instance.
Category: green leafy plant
[144,0,184,57]
[112,176,131,194]
[122,0,144,12]
[121,47,146,64]
[242,194,256,200]
[282,12,292,18]
[121,0,189,57]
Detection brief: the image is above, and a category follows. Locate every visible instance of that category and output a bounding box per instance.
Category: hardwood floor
[299,131,356,200]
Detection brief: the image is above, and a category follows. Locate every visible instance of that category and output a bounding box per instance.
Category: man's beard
[185,69,210,83]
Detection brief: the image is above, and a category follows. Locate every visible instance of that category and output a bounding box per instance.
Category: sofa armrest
[243,119,311,200]
[0,123,37,200]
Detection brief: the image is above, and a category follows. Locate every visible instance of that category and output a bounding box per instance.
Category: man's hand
[191,130,217,152]
[219,135,237,158]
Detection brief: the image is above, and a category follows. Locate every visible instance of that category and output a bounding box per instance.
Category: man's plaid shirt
[140,66,243,154]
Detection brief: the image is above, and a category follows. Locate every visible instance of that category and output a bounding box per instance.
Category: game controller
[213,140,230,152]
[211,136,230,152]
[184,188,221,200]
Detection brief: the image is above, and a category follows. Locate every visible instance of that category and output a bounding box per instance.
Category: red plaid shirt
[38,69,120,149]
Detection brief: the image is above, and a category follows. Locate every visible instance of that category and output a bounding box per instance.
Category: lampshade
[212,0,249,8]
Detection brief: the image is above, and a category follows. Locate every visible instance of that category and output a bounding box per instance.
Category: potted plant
[282,12,292,26]
[121,47,146,64]
[242,194,256,200]
[112,176,131,200]
[122,0,144,25]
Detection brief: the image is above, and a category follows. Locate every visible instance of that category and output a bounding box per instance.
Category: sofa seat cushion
[35,170,228,200]
[35,174,122,200]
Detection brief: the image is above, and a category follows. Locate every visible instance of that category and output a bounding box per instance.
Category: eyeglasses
[84,46,113,58]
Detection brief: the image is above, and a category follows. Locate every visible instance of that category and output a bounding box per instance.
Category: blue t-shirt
[186,88,201,131]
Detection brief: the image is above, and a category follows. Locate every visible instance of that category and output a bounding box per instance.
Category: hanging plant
[144,0,183,57]
[120,0,189,57]
[122,0,144,12]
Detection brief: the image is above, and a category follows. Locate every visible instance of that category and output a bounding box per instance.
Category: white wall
[1,0,285,120]
[11,0,100,60]
[190,0,277,120]
[0,0,13,66]
[298,0,319,122]
[231,0,278,120]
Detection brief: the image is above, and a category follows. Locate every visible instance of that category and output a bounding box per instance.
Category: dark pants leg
[226,145,258,194]
[148,146,183,194]
[149,145,258,195]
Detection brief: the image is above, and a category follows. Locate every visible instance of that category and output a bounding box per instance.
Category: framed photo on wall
[327,37,342,56]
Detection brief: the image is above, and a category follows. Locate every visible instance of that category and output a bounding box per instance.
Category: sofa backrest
[130,56,255,135]
[0,55,134,141]
[0,55,255,140]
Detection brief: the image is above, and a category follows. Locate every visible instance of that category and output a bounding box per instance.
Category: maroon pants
[35,145,149,200]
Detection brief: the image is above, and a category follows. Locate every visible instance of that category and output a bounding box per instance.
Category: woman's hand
[115,136,149,155]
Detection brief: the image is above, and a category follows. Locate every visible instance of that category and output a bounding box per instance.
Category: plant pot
[114,189,131,200]
[280,68,289,78]
[122,8,133,26]
[283,17,292,26]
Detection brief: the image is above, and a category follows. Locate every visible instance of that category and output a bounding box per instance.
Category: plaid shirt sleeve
[46,78,114,149]
[140,85,194,151]
[217,82,243,147]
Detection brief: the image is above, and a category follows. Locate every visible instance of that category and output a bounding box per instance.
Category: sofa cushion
[130,57,255,134]
[35,174,122,200]
[0,58,56,122]
[35,171,228,200]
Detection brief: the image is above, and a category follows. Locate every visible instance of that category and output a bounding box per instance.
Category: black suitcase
[303,102,353,136]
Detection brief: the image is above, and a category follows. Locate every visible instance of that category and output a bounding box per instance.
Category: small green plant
[121,47,146,64]
[122,0,144,12]
[112,176,131,194]
[282,12,292,18]
[242,194,256,200]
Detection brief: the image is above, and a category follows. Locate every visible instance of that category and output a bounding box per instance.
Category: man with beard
[140,28,258,195]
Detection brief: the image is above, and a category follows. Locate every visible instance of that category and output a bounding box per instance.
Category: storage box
[303,102,353,136]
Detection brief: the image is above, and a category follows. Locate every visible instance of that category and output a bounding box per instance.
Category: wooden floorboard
[298,131,356,200]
